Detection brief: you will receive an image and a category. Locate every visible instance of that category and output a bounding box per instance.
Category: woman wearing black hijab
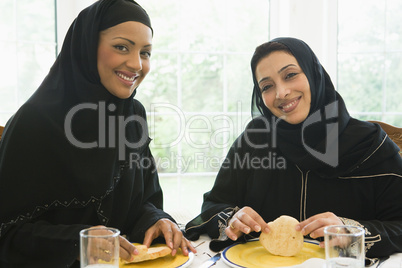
[0,0,194,266]
[185,37,402,261]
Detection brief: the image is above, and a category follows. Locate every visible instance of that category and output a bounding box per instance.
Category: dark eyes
[259,72,298,93]
[285,72,297,79]
[113,45,151,58]
[114,45,128,52]
[261,84,273,93]
[141,51,152,58]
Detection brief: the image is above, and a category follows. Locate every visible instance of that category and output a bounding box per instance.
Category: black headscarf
[0,0,153,238]
[250,37,399,177]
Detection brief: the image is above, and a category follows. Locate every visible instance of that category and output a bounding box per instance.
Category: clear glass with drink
[80,227,120,268]
[324,225,365,268]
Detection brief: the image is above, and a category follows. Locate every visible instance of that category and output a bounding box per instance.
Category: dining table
[186,234,402,268]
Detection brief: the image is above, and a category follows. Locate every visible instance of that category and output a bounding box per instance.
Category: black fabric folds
[0,0,158,241]
[100,0,152,33]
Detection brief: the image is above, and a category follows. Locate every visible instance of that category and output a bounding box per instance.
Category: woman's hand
[225,206,269,241]
[296,212,344,248]
[143,218,197,257]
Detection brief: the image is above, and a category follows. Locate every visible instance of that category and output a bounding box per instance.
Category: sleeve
[339,217,402,259]
[185,133,255,251]
[0,220,90,267]
[340,173,402,259]
[339,167,402,260]
[128,147,176,243]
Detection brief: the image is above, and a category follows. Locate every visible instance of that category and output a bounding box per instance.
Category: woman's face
[97,21,152,99]
[255,51,311,124]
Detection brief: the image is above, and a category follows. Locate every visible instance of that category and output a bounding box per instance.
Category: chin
[280,114,308,125]
[112,89,135,99]
[119,93,134,99]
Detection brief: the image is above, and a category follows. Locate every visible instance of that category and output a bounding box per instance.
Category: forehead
[99,21,152,44]
[256,51,299,78]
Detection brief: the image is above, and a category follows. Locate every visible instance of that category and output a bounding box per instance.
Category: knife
[199,253,221,268]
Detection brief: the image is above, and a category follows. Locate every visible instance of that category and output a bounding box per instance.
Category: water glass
[324,225,365,268]
[80,227,120,268]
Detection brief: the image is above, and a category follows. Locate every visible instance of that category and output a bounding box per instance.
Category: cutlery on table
[199,253,221,268]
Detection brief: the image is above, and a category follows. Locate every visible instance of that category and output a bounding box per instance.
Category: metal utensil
[199,253,221,268]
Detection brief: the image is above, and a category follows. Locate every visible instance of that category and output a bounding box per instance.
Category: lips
[278,96,301,113]
[115,70,138,86]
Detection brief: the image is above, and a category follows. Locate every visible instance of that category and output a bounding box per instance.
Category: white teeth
[117,72,135,81]
[282,100,297,109]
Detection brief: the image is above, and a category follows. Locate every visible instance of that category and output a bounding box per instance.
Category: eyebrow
[112,37,152,48]
[258,64,297,85]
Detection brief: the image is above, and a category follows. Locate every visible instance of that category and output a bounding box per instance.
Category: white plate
[177,252,194,268]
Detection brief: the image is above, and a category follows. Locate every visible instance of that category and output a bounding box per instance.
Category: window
[1,0,401,223]
[137,0,270,221]
[337,0,402,126]
[0,0,56,125]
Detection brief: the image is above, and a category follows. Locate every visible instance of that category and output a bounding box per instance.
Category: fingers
[143,218,196,257]
[237,207,269,232]
[296,212,343,239]
[142,227,159,248]
[143,224,161,248]
[159,220,186,257]
[225,206,269,241]
[162,223,176,255]
[225,219,244,241]
[182,238,197,255]
[119,235,137,262]
[229,217,253,234]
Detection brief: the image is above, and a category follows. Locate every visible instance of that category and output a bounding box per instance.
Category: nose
[276,84,290,99]
[126,52,142,71]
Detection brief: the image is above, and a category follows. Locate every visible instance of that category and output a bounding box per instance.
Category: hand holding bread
[259,215,304,256]
[143,218,196,257]
[125,244,172,264]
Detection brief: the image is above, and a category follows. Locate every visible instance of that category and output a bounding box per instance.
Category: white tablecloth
[187,235,402,268]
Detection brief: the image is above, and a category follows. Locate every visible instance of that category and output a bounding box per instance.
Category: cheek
[142,60,151,76]
[262,92,275,108]
[97,47,115,75]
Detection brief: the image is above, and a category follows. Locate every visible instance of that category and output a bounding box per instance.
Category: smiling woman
[256,50,311,124]
[0,0,194,266]
[185,37,402,262]
[97,21,153,99]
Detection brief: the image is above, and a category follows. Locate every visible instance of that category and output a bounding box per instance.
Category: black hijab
[0,0,153,238]
[250,37,399,177]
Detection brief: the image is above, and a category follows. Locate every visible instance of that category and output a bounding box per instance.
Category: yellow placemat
[223,240,325,268]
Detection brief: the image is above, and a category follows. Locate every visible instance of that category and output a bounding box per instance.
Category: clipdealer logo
[63,101,250,168]
[63,101,339,170]
[302,101,339,168]
[64,101,148,161]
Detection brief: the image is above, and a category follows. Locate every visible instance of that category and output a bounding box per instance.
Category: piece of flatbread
[126,245,172,263]
[259,215,304,257]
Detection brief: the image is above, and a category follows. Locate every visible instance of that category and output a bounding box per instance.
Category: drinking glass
[324,225,365,268]
[80,227,120,268]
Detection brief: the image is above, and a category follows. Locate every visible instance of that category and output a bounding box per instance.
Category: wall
[56,0,95,54]
[270,0,338,84]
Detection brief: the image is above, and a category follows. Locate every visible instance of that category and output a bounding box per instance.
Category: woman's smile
[115,70,138,86]
[277,96,301,113]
